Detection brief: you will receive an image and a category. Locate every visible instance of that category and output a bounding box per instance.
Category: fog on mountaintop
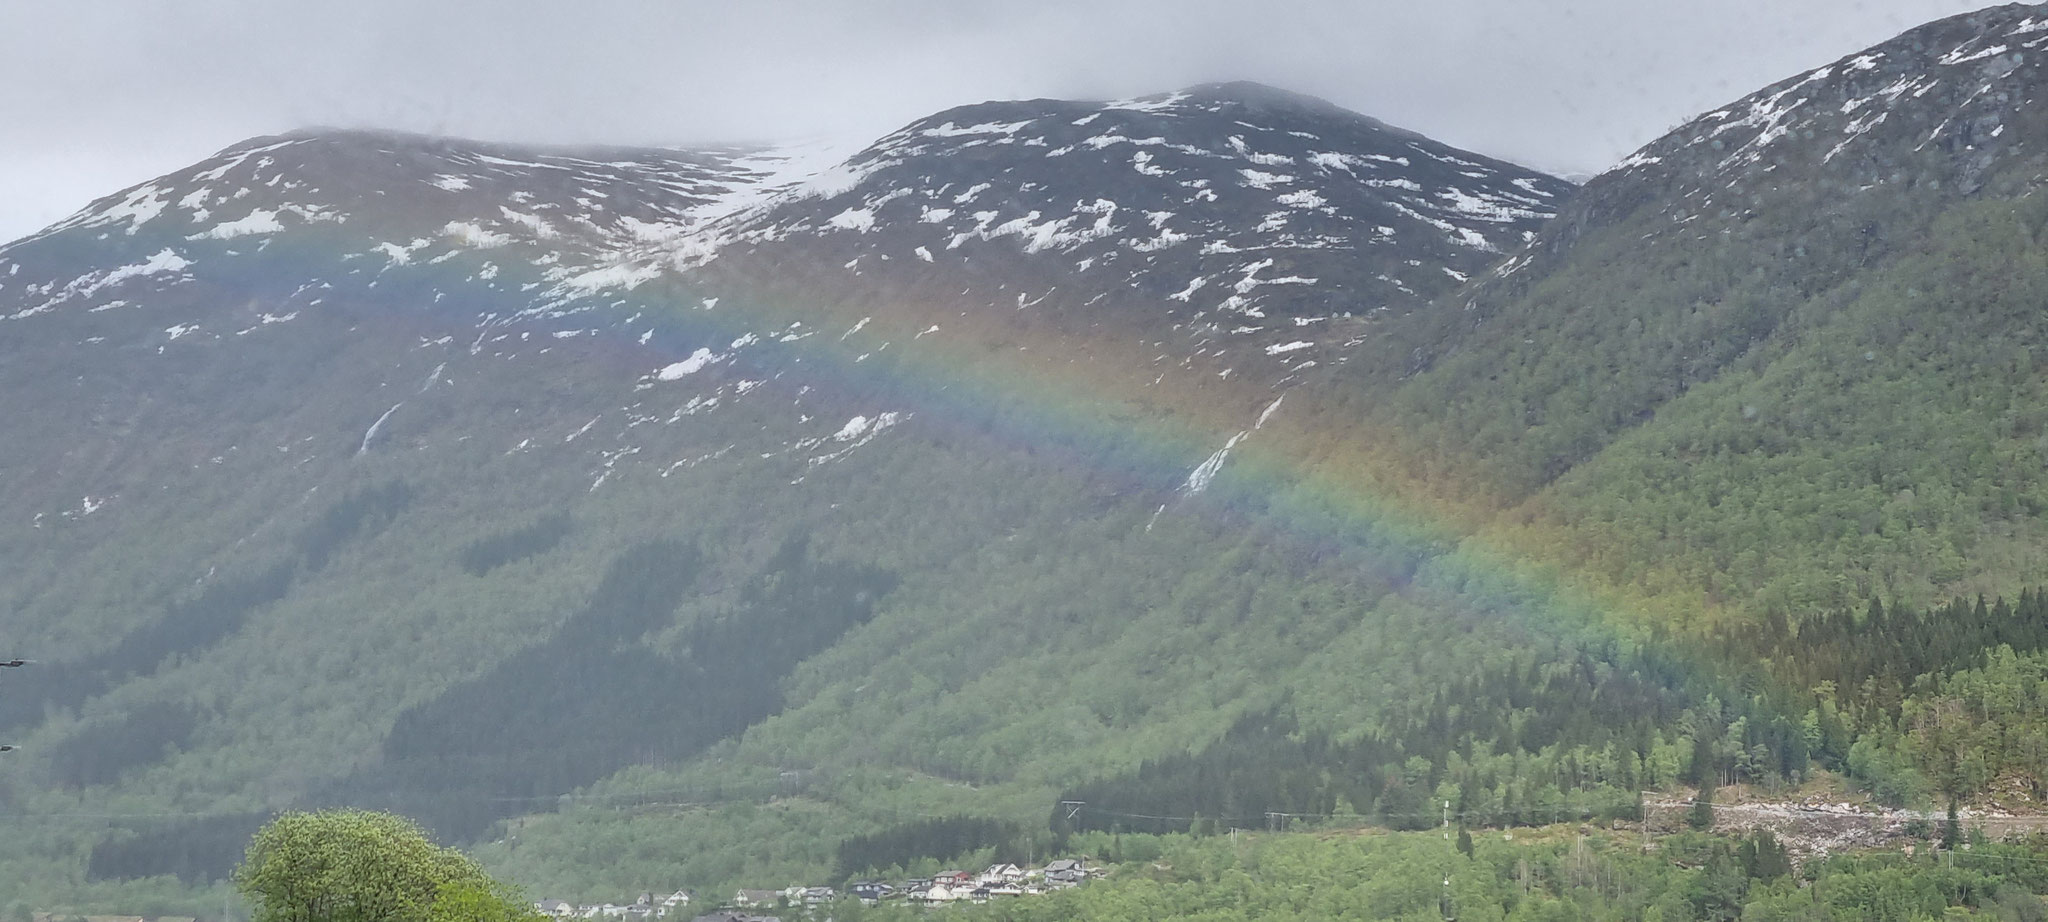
[0,0,1988,242]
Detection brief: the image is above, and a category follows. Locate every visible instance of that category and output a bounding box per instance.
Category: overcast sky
[0,0,1995,243]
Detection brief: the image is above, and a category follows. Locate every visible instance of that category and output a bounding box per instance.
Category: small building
[732,889,780,909]
[1044,858,1089,884]
[848,881,893,902]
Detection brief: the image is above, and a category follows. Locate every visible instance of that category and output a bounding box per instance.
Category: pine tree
[1687,725,1720,787]
[1739,831,1790,880]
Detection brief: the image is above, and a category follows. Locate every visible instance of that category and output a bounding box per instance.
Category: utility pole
[1640,792,1655,855]
[0,658,24,754]
[1442,800,1456,920]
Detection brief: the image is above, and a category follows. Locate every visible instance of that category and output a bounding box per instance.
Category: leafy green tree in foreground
[236,809,537,922]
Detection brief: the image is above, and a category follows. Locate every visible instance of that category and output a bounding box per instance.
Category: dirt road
[1642,796,2048,861]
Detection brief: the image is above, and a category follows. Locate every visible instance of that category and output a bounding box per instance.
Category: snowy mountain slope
[1498,2,2048,285]
[0,130,866,324]
[1331,2,2048,419]
[0,127,919,579]
[0,83,1574,516]
[0,83,1581,895]
[18,129,857,255]
[680,82,1573,384]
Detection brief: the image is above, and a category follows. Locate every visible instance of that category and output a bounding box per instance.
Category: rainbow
[10,214,1730,683]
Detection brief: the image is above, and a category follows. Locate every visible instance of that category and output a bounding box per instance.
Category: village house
[1044,858,1089,884]
[536,889,691,921]
[848,881,893,902]
[658,891,693,917]
[563,855,1093,920]
[913,882,962,903]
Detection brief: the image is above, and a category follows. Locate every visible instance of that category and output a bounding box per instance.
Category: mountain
[685,82,1571,385]
[15,5,2048,906]
[1312,1,2048,615]
[0,83,1579,903]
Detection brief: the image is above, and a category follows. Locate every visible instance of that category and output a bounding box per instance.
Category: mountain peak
[1170,81,1415,134]
[1601,1,2048,185]
[674,84,1571,388]
[1474,0,2048,289]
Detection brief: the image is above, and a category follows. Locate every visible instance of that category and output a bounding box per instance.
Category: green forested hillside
[1328,170,2048,622]
[1313,4,2048,622]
